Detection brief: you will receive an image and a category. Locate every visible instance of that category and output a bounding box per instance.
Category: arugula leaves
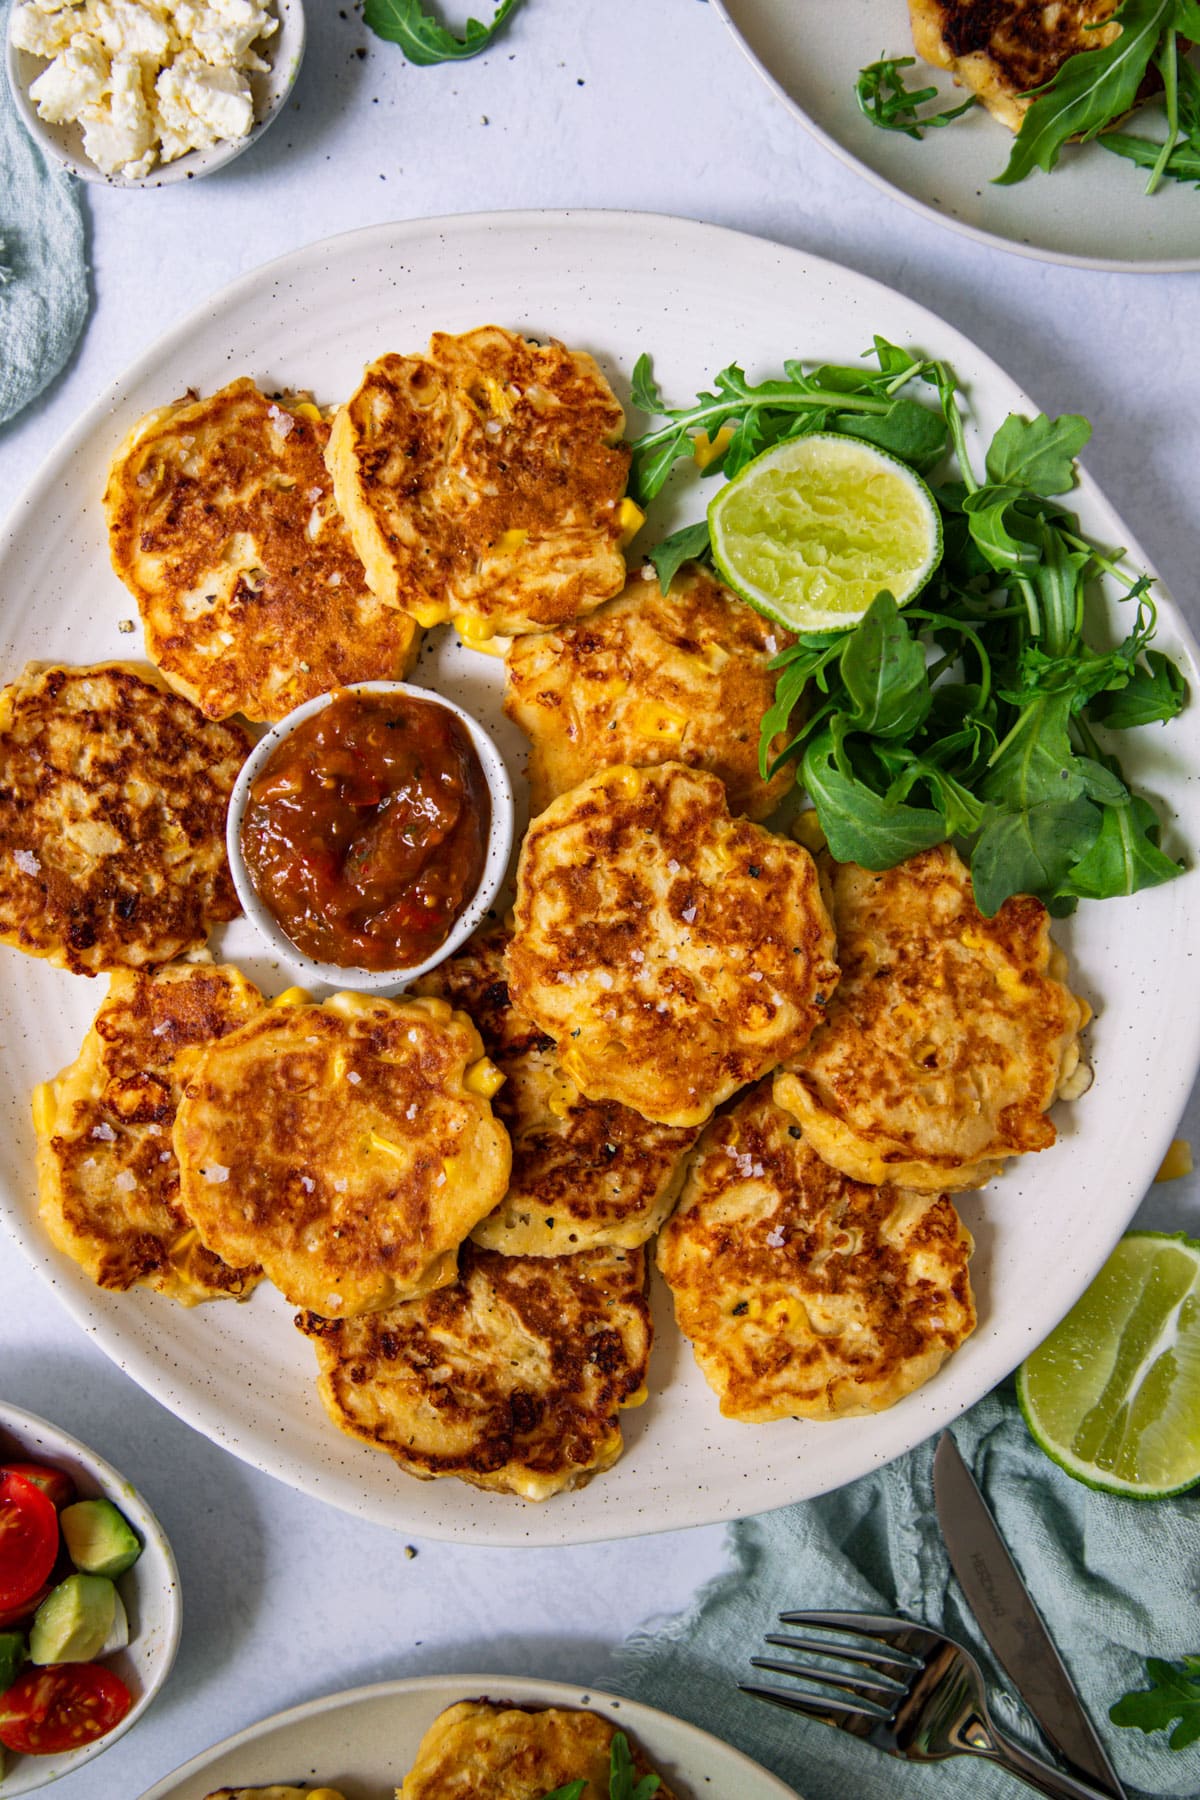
[998,0,1181,184]
[857,0,1200,194]
[648,520,712,593]
[629,340,1187,914]
[1099,45,1200,184]
[855,57,978,137]
[538,1731,661,1800]
[1111,1655,1200,1749]
[363,0,521,64]
[628,340,948,509]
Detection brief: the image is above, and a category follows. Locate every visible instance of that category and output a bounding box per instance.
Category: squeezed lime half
[1018,1231,1200,1498]
[707,432,942,633]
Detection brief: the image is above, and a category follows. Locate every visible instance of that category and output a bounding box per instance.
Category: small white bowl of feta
[6,0,306,187]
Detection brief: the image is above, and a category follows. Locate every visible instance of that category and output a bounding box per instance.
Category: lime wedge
[1017,1231,1200,1499]
[707,433,942,633]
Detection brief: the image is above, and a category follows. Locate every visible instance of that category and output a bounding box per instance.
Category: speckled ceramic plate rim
[0,1400,182,1795]
[712,0,1200,272]
[135,1672,800,1800]
[2,209,1199,1549]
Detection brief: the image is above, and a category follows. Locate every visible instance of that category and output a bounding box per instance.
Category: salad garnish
[628,340,1187,916]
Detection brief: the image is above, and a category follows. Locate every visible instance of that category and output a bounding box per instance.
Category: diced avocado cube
[99,1589,129,1655]
[0,1630,25,1692]
[28,1573,116,1666]
[60,1498,142,1577]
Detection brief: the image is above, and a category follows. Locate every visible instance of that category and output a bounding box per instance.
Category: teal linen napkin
[0,4,89,427]
[612,1389,1200,1800]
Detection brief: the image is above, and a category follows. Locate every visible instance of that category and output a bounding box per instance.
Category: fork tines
[740,1609,922,1727]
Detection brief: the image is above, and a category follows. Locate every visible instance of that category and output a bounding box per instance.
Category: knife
[933,1430,1127,1800]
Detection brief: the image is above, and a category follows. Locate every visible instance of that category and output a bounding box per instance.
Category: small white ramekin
[5,0,306,189]
[226,681,515,995]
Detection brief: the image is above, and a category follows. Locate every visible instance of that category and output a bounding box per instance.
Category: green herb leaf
[803,731,947,868]
[538,1784,587,1800]
[630,353,667,416]
[1111,1655,1200,1749]
[832,396,949,470]
[962,484,1044,572]
[971,796,1102,915]
[839,592,932,739]
[649,521,711,594]
[609,1732,660,1800]
[1091,649,1188,727]
[1099,128,1200,183]
[1064,794,1181,898]
[363,0,520,63]
[855,56,977,137]
[985,413,1092,494]
[982,691,1088,809]
[997,0,1171,185]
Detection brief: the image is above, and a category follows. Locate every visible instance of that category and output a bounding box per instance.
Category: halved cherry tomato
[0,1473,58,1610]
[0,1462,75,1510]
[0,1664,132,1754]
[0,1581,51,1630]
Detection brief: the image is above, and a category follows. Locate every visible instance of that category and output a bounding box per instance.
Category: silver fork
[741,1611,1120,1800]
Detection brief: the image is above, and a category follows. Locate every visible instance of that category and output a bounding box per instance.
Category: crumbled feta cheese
[766,1224,786,1248]
[151,1019,170,1035]
[267,402,295,438]
[112,1169,137,1192]
[156,55,253,152]
[13,849,40,876]
[300,1174,314,1192]
[667,859,680,874]
[681,905,696,923]
[91,1122,116,1141]
[29,36,110,125]
[347,1070,361,1085]
[332,1177,347,1193]
[11,0,83,59]
[95,0,172,61]
[16,0,274,178]
[203,1162,230,1183]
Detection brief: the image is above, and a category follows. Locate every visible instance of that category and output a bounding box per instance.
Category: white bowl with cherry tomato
[0,1402,180,1793]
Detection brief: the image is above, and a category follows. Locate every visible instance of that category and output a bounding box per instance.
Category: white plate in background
[137,1674,801,1800]
[2,210,1198,1546]
[714,0,1200,269]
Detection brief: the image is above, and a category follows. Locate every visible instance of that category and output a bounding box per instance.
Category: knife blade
[933,1430,1126,1799]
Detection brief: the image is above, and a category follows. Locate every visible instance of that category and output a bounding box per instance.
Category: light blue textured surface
[612,1387,1200,1800]
[0,4,88,428]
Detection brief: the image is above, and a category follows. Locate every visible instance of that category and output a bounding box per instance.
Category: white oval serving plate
[2,210,1199,1547]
